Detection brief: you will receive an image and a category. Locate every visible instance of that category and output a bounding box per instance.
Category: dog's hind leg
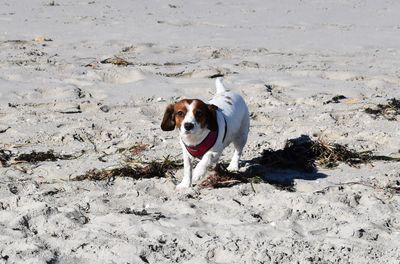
[227,131,248,172]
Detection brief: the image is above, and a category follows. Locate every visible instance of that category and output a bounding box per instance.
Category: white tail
[215,77,227,94]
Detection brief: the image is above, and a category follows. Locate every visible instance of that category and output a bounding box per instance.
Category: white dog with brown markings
[161,78,250,189]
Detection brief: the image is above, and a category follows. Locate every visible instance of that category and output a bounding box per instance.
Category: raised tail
[215,77,227,94]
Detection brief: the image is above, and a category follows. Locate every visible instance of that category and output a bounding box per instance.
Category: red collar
[184,115,227,159]
[184,130,218,158]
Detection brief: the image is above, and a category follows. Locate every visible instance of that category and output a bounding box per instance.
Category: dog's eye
[176,111,185,117]
[195,111,203,118]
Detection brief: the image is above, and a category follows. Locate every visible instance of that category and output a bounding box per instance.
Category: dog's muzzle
[183,122,194,131]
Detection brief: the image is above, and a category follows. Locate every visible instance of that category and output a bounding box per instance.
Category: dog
[161,78,250,189]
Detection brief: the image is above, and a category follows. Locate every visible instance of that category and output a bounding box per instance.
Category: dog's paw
[191,175,200,183]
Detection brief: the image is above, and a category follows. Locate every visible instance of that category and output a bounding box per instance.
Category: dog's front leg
[192,151,221,183]
[176,148,193,189]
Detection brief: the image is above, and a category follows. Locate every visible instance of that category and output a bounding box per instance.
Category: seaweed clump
[0,149,12,166]
[73,156,182,181]
[199,164,296,192]
[15,150,79,163]
[0,149,83,167]
[365,98,400,120]
[199,164,247,189]
[100,57,132,66]
[324,95,347,104]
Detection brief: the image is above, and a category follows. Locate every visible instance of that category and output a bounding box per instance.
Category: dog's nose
[184,122,194,131]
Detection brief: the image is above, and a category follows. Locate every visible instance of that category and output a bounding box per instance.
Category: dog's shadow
[209,135,329,191]
[240,163,327,192]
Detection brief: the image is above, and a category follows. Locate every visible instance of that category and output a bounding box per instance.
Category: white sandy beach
[1,0,400,263]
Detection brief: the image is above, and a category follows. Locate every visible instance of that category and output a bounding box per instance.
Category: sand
[1,0,400,263]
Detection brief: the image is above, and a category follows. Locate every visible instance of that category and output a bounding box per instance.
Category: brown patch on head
[191,100,218,131]
[207,104,219,131]
[173,99,192,129]
[161,104,176,131]
[161,99,192,131]
[191,100,208,129]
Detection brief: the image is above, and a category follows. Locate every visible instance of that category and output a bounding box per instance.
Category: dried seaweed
[199,164,296,192]
[120,208,149,215]
[199,165,247,188]
[324,95,347,104]
[119,208,166,220]
[257,135,400,172]
[0,149,12,166]
[0,149,84,166]
[365,98,400,120]
[117,142,148,158]
[128,142,149,156]
[100,57,132,66]
[15,150,83,163]
[73,156,182,181]
[156,70,191,78]
[386,180,400,194]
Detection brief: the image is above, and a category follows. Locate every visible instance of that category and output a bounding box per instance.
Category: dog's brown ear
[161,104,176,131]
[207,104,219,131]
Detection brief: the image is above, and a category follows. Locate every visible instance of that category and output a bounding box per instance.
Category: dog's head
[161,99,218,137]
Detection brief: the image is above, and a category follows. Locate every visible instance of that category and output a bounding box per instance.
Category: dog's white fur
[165,78,249,189]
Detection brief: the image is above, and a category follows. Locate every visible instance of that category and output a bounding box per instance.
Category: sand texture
[1,0,400,263]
